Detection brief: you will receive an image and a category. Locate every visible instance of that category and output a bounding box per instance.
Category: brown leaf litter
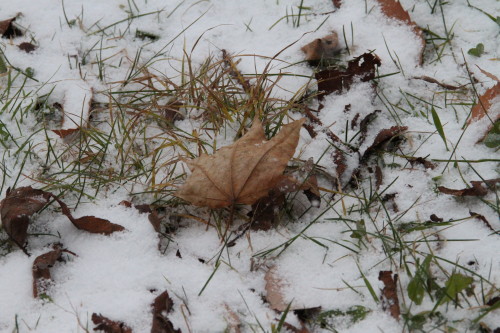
[32,244,76,298]
[91,313,132,333]
[0,186,125,254]
[437,178,500,197]
[379,270,400,320]
[151,290,180,333]
[175,117,305,209]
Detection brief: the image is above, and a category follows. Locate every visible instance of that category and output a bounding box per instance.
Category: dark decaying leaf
[0,187,51,254]
[315,53,381,100]
[406,156,436,169]
[438,178,500,197]
[362,126,408,161]
[249,170,321,231]
[151,290,180,333]
[332,0,342,8]
[469,211,495,233]
[358,110,381,145]
[301,32,341,65]
[18,42,37,53]
[430,214,443,222]
[0,17,23,38]
[0,186,124,254]
[92,313,132,333]
[375,165,383,189]
[378,271,400,320]
[32,244,75,298]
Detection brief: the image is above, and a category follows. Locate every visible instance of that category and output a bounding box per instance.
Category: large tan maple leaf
[175,118,305,208]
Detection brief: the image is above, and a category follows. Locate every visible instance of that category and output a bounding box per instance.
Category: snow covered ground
[0,0,499,332]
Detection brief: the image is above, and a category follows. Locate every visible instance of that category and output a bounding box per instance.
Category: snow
[0,0,499,332]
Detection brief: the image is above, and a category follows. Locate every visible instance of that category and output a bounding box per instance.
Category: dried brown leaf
[224,304,242,333]
[264,266,289,312]
[32,244,75,298]
[362,126,408,161]
[438,179,500,197]
[332,0,342,8]
[315,53,381,99]
[476,66,500,83]
[430,214,443,222]
[18,42,36,53]
[376,0,425,64]
[151,290,180,333]
[0,187,52,254]
[469,211,495,232]
[176,118,305,208]
[301,33,340,64]
[0,17,23,38]
[469,82,500,122]
[92,313,132,333]
[378,271,400,320]
[0,186,124,253]
[406,156,436,169]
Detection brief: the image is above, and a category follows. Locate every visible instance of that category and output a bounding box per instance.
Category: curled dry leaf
[376,0,425,64]
[301,32,341,64]
[32,244,76,298]
[0,16,23,38]
[0,186,124,254]
[469,211,495,233]
[175,118,305,209]
[378,271,400,320]
[362,126,408,161]
[92,313,132,333]
[469,82,500,122]
[315,53,381,100]
[264,266,290,312]
[438,178,500,197]
[151,290,180,333]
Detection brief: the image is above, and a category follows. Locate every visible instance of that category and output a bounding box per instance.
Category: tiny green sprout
[467,43,485,57]
[25,67,35,78]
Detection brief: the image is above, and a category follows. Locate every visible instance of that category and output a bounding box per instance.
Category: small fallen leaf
[18,42,36,53]
[0,186,124,254]
[406,156,436,170]
[376,0,425,64]
[0,17,23,38]
[151,290,180,333]
[176,118,305,209]
[362,126,408,161]
[265,266,291,312]
[438,178,500,197]
[469,211,496,233]
[429,214,443,222]
[92,313,132,333]
[301,32,341,65]
[32,244,75,298]
[378,271,400,320]
[470,82,500,122]
[315,53,381,99]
